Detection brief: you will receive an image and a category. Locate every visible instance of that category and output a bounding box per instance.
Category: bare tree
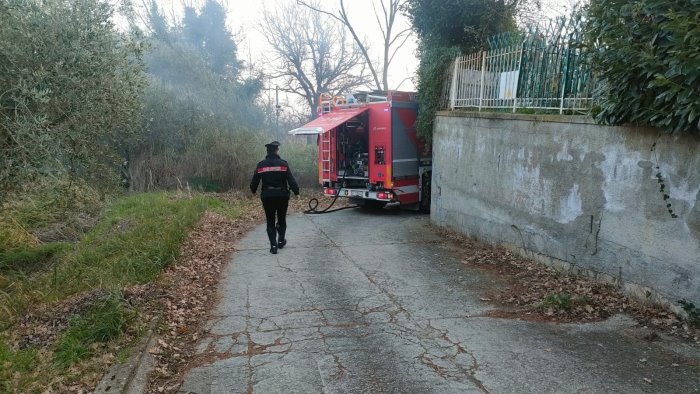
[296,0,412,91]
[261,2,370,119]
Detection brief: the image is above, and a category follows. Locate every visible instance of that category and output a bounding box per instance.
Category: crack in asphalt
[235,239,444,252]
[244,285,255,394]
[274,248,350,382]
[306,215,489,392]
[181,215,489,393]
[178,213,700,394]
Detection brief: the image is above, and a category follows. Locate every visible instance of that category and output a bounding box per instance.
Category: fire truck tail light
[325,188,336,195]
[377,192,392,200]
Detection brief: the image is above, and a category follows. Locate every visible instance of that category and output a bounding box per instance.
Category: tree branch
[372,2,387,40]
[388,31,412,65]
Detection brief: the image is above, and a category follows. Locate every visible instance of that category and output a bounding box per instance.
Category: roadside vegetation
[585,0,700,133]
[0,189,258,391]
[405,0,700,140]
[2,193,225,324]
[0,0,318,390]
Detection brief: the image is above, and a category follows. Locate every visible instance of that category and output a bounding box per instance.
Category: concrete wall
[432,111,700,308]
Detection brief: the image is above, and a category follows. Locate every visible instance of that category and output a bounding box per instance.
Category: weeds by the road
[53,292,134,369]
[0,180,103,250]
[0,242,70,273]
[0,192,255,392]
[1,193,221,327]
[543,293,583,311]
[0,340,36,391]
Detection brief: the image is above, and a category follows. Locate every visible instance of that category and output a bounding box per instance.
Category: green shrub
[0,0,145,199]
[54,293,131,368]
[0,243,70,273]
[414,45,461,147]
[678,300,700,328]
[584,0,700,133]
[1,192,232,327]
[0,338,38,391]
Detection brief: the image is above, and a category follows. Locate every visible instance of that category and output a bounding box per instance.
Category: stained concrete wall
[432,111,700,308]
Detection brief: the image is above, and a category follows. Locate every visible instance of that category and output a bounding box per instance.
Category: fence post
[559,51,570,114]
[478,51,486,112]
[513,41,525,113]
[450,57,458,110]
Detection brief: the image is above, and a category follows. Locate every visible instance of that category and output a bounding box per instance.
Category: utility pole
[275,86,280,137]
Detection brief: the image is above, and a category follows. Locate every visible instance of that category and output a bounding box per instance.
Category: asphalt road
[179,209,700,393]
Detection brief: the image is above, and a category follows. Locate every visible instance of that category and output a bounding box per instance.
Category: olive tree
[0,0,146,199]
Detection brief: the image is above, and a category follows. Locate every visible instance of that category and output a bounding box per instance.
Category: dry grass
[0,192,256,392]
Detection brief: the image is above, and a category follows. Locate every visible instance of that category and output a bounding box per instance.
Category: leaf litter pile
[145,211,247,392]
[437,227,699,345]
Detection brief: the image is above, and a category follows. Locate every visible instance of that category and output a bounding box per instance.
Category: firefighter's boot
[276,224,287,249]
[267,226,278,254]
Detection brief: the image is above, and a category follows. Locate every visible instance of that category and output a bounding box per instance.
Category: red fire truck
[289,91,431,211]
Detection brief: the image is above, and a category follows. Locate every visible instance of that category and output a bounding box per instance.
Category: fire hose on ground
[304,168,359,214]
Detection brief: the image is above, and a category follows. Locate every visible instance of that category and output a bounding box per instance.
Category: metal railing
[443,17,593,114]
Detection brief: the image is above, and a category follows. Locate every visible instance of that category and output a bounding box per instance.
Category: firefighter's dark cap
[265,141,281,148]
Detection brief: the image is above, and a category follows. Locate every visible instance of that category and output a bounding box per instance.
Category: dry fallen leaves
[146,199,265,393]
[435,226,700,343]
[145,193,337,392]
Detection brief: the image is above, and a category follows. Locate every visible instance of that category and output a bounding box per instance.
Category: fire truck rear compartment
[336,117,369,189]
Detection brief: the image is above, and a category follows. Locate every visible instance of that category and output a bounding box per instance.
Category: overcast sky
[148,0,419,91]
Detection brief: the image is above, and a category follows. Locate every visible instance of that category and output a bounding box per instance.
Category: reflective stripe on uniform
[257,166,288,173]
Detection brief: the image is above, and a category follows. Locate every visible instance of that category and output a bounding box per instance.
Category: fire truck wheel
[420,171,432,214]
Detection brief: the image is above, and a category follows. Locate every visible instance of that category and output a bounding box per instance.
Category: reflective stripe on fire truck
[386,166,392,189]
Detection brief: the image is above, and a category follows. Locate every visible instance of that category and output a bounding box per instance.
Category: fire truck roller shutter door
[390,107,420,178]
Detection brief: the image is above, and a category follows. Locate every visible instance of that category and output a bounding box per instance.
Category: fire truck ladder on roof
[320,131,332,185]
[319,93,333,114]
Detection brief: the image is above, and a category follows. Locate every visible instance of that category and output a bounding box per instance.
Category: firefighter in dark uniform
[250,141,300,254]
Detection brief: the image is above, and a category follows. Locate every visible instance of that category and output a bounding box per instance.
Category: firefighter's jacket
[250,153,300,198]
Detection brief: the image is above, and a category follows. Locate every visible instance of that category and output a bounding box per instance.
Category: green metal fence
[443,16,593,114]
